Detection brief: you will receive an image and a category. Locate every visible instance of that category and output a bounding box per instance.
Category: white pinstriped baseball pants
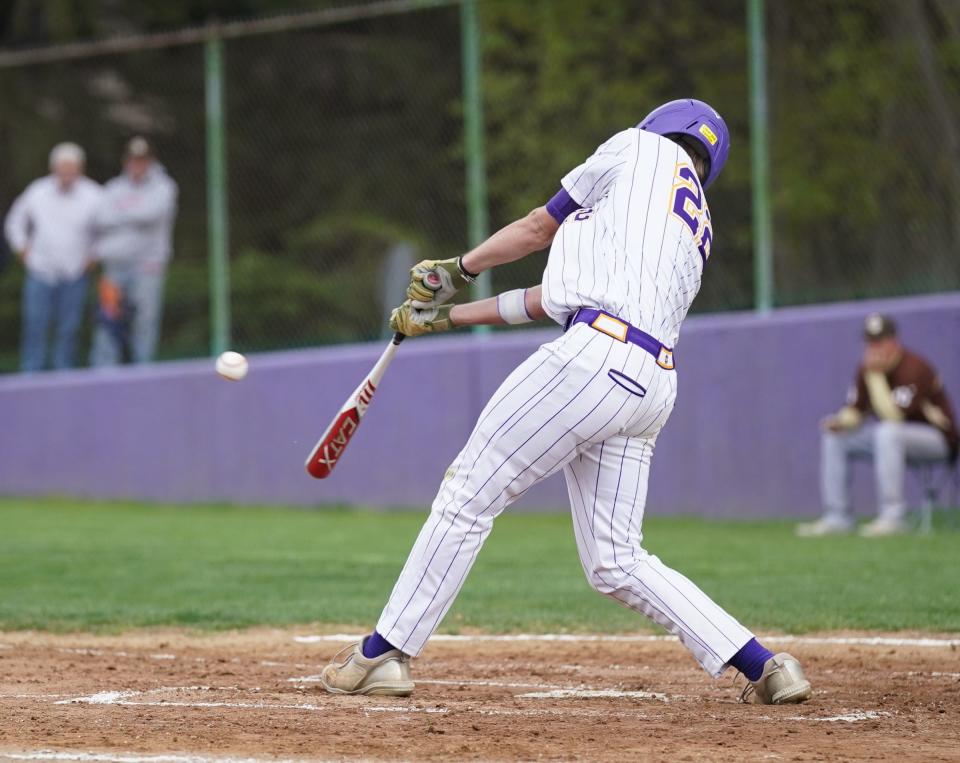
[377,323,754,676]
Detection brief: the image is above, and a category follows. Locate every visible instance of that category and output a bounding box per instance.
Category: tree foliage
[0,0,957,371]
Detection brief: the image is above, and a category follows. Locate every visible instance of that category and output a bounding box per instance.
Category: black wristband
[457,256,480,281]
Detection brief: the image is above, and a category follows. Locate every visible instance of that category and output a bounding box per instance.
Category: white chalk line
[770,636,960,648]
[46,689,882,724]
[419,678,569,690]
[470,706,662,720]
[0,752,311,763]
[20,675,568,705]
[787,711,890,723]
[70,699,334,712]
[54,686,265,707]
[34,684,896,726]
[472,706,887,723]
[288,674,572,691]
[292,633,960,648]
[56,679,685,707]
[54,689,447,715]
[56,691,134,706]
[518,688,670,702]
[288,675,682,699]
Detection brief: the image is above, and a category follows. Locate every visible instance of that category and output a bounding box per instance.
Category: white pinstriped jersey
[541,128,713,348]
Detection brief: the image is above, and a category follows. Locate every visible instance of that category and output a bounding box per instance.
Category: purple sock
[728,638,774,682]
[361,630,396,659]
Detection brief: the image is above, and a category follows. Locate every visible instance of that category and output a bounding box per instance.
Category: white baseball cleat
[320,640,414,696]
[740,653,812,705]
[858,517,909,537]
[795,518,853,537]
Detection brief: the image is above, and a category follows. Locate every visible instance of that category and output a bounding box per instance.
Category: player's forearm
[823,405,863,432]
[460,208,559,275]
[450,285,547,327]
[832,406,863,429]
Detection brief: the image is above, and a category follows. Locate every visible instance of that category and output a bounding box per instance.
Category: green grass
[0,498,958,633]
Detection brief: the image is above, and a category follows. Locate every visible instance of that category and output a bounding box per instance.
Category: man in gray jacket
[91,137,178,365]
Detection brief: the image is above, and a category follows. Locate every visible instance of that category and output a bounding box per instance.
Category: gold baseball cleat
[320,640,414,696]
[740,653,812,705]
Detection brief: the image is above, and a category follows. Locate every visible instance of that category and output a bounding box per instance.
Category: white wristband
[497,288,533,325]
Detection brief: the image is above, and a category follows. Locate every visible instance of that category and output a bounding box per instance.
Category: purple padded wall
[1,293,957,518]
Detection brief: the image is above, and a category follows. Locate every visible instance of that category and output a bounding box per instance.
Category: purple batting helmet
[637,99,730,188]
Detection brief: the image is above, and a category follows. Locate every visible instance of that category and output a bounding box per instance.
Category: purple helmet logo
[637,99,730,189]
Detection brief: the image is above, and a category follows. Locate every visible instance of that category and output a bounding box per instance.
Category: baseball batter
[321,99,812,705]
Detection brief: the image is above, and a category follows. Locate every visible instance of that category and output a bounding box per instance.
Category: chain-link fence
[0,0,957,374]
[223,6,466,353]
[0,42,209,369]
[767,0,960,306]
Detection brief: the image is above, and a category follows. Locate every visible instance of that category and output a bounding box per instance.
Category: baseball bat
[305,332,405,479]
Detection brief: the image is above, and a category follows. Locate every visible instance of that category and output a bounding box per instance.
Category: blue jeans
[21,272,89,372]
[90,263,167,366]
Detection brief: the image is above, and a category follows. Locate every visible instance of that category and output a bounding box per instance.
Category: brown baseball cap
[864,312,897,341]
[125,136,152,159]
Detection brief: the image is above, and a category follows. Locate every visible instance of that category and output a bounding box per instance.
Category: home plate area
[0,631,957,761]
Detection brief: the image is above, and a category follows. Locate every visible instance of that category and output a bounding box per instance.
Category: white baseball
[215,351,248,381]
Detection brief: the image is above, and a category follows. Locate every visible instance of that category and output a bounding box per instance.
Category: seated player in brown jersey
[798,313,958,537]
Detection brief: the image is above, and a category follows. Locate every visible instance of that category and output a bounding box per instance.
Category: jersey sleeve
[560,128,636,209]
[545,188,580,224]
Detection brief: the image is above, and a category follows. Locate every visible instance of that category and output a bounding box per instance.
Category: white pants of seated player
[820,421,950,525]
[376,323,754,677]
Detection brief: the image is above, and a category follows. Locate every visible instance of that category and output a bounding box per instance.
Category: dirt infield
[0,629,958,762]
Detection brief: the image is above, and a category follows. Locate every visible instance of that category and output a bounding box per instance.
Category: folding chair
[911,459,960,533]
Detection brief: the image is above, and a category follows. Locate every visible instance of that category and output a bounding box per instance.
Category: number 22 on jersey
[669,164,712,264]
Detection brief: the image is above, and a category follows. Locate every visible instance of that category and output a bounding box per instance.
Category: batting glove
[406,257,476,308]
[389,301,456,337]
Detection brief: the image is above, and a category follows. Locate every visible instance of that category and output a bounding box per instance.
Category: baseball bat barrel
[304,331,406,479]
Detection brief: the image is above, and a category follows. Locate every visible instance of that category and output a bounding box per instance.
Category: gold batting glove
[406,257,476,308]
[389,301,456,337]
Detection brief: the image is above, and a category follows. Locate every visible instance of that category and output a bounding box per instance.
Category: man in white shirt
[5,143,102,371]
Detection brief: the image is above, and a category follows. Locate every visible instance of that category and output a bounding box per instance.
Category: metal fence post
[205,32,231,354]
[460,0,491,333]
[748,0,773,312]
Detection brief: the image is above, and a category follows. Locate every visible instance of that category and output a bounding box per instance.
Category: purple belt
[566,308,675,370]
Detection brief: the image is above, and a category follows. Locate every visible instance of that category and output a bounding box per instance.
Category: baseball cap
[125,136,152,159]
[864,313,897,341]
